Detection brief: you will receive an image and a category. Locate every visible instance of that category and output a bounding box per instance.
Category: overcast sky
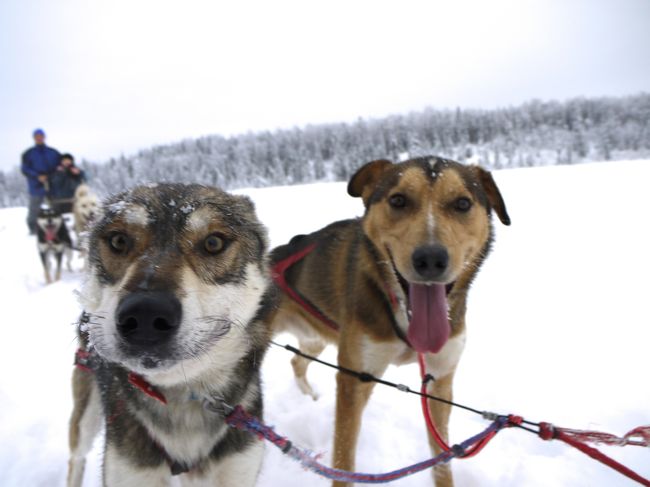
[1,0,648,172]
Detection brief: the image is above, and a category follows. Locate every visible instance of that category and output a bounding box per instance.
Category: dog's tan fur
[270,156,510,487]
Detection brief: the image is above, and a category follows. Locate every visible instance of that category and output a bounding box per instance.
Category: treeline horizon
[1,92,648,207]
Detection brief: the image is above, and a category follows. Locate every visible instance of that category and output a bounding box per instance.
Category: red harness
[271,242,401,330]
[271,242,342,331]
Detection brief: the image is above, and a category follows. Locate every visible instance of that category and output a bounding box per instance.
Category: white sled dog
[72,184,99,246]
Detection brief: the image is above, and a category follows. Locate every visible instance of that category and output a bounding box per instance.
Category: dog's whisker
[86,311,109,318]
[180,361,190,389]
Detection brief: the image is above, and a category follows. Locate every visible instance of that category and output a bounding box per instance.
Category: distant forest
[2,93,648,207]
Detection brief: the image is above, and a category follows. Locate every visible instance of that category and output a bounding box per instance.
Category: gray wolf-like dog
[67,183,276,487]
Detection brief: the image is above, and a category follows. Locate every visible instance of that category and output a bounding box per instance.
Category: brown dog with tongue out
[270,156,510,487]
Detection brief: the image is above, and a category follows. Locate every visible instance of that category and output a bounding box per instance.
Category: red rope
[558,425,650,447]
[418,352,650,484]
[547,427,650,486]
[417,351,649,484]
[417,353,495,458]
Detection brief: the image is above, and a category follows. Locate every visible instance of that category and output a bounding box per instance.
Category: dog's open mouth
[45,224,58,241]
[391,255,452,354]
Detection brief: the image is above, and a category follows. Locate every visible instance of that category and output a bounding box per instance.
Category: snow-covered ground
[0,160,648,486]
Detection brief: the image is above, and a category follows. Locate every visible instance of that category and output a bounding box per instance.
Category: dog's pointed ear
[347,159,393,206]
[473,166,511,225]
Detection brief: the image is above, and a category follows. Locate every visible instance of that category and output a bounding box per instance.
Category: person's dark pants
[27,195,44,234]
[52,200,74,214]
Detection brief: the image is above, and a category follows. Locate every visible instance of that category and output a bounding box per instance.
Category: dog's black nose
[116,292,182,347]
[412,245,449,280]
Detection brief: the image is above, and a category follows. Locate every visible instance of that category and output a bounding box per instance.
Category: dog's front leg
[65,246,73,272]
[54,249,63,281]
[291,337,326,400]
[67,367,102,487]
[426,372,455,487]
[332,334,389,487]
[104,445,172,487]
[332,371,375,487]
[39,251,52,284]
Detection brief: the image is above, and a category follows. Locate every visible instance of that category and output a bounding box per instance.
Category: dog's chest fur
[133,389,229,463]
[96,360,262,470]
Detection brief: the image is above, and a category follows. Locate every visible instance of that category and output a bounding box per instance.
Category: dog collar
[127,372,167,404]
[75,347,169,404]
[73,348,99,372]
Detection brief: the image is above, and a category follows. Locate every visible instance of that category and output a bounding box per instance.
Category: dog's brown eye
[109,233,130,254]
[204,234,225,254]
[453,197,472,212]
[389,194,407,209]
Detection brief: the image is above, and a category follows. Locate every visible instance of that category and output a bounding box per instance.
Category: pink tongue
[46,226,57,241]
[407,283,450,354]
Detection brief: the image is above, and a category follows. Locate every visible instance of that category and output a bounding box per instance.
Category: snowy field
[0,160,648,486]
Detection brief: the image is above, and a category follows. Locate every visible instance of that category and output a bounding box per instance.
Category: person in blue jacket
[21,128,60,234]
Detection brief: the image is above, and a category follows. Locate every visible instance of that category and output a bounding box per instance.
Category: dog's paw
[296,377,319,401]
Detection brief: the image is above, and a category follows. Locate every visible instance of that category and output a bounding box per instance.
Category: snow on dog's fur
[67,183,276,487]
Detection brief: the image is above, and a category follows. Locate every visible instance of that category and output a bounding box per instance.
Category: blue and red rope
[225,404,511,484]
